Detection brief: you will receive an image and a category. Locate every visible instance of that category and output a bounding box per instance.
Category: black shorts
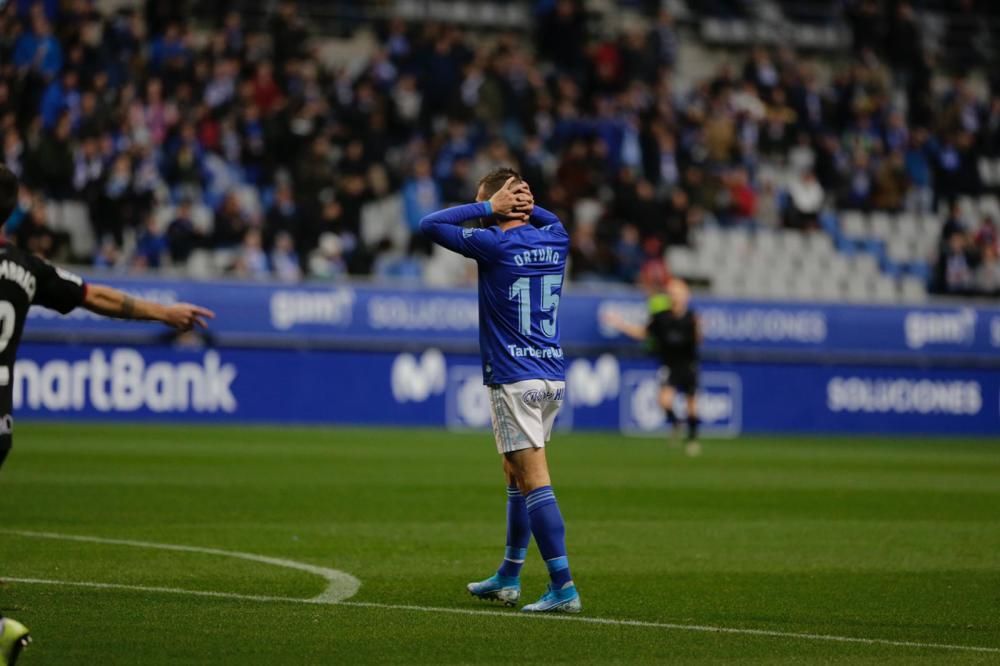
[658,362,699,393]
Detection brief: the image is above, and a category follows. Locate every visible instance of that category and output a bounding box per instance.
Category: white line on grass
[1,530,360,603]
[5,576,998,655]
[4,530,998,655]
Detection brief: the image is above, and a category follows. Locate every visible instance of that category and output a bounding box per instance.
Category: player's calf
[0,439,10,473]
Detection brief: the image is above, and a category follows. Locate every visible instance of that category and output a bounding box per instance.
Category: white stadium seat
[869,212,892,239]
[840,211,867,238]
[899,276,928,303]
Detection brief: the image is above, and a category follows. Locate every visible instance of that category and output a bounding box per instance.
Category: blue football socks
[525,485,573,588]
[497,485,530,578]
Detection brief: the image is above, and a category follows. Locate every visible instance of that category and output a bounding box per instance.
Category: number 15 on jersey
[508,275,562,338]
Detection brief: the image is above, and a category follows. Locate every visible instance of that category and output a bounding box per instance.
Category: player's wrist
[482,200,493,217]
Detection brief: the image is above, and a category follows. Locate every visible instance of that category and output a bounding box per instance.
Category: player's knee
[659,390,675,409]
[515,464,551,494]
[0,439,10,472]
[505,449,550,493]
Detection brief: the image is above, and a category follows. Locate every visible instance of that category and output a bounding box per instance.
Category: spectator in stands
[940,202,969,243]
[569,224,607,283]
[309,233,346,280]
[933,135,964,209]
[842,151,874,211]
[904,129,933,214]
[213,191,251,248]
[73,134,104,212]
[649,10,678,71]
[165,198,203,264]
[16,193,64,260]
[538,0,587,77]
[29,112,74,199]
[886,3,922,86]
[847,0,882,54]
[14,9,62,79]
[40,68,79,130]
[786,169,824,230]
[976,245,1000,294]
[1,128,25,180]
[269,1,309,66]
[725,167,756,227]
[639,237,670,292]
[402,157,441,255]
[270,231,301,283]
[938,232,976,294]
[945,0,983,73]
[93,237,122,270]
[234,227,269,280]
[755,179,781,229]
[872,150,908,212]
[133,214,167,270]
[664,188,691,246]
[0,0,993,300]
[265,180,299,252]
[974,216,998,255]
[616,224,643,284]
[95,153,135,245]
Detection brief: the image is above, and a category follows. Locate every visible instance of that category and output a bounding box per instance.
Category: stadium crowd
[1,0,999,296]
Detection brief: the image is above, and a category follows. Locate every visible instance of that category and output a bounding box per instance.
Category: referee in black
[604,279,703,455]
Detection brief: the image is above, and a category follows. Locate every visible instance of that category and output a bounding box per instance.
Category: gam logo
[270,288,355,331]
[904,308,976,349]
[619,370,742,437]
[391,349,446,403]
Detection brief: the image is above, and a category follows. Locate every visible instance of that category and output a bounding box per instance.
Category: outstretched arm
[83,284,215,331]
[602,311,648,341]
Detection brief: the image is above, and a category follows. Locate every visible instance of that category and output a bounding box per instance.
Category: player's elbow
[418,215,435,236]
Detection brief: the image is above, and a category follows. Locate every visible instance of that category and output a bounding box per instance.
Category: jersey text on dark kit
[0,244,86,442]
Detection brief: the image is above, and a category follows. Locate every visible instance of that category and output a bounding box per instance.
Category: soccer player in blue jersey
[420,168,580,613]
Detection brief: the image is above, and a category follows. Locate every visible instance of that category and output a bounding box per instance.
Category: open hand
[162,303,216,331]
[600,310,627,330]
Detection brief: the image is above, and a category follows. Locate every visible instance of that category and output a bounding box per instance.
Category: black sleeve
[647,313,660,339]
[29,255,87,314]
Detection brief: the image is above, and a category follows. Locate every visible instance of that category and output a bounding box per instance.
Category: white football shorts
[488,379,565,455]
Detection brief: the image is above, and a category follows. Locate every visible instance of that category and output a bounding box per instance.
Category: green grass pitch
[1,423,998,664]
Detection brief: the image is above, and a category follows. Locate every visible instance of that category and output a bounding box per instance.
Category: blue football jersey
[420,203,569,385]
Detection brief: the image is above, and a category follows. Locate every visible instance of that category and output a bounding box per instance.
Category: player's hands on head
[163,303,215,331]
[489,176,534,222]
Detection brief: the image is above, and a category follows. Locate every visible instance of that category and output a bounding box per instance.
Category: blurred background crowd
[2,0,1000,298]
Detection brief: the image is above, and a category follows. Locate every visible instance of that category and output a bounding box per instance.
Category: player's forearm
[529,205,560,227]
[82,284,168,323]
[419,203,492,233]
[617,323,648,341]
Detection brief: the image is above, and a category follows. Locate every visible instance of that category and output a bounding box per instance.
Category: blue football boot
[466,574,520,607]
[521,583,581,613]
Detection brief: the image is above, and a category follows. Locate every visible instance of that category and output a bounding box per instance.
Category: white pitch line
[3,576,328,606]
[4,576,998,655]
[1,530,360,603]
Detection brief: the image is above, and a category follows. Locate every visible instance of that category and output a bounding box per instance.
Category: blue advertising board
[23,277,1000,364]
[12,343,999,436]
